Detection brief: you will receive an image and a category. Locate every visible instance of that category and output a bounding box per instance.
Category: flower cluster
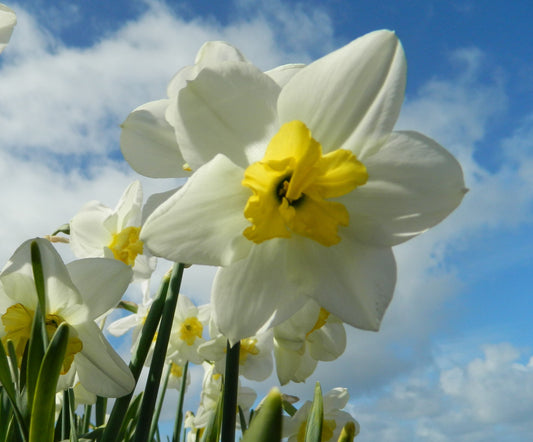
[1,7,466,440]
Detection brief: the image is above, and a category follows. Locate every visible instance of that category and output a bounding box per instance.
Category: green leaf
[241,388,282,442]
[337,421,357,442]
[0,339,27,440]
[305,382,324,442]
[29,322,69,442]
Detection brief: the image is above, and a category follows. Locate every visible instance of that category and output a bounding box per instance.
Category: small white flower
[283,388,359,442]
[167,295,210,365]
[69,180,156,282]
[198,316,273,381]
[274,300,346,385]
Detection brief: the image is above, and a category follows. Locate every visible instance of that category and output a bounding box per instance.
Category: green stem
[148,363,172,442]
[172,361,188,442]
[133,263,185,442]
[220,341,240,442]
[100,271,172,442]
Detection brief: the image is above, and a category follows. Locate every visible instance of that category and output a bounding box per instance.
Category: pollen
[108,226,143,266]
[242,120,367,246]
[239,338,260,365]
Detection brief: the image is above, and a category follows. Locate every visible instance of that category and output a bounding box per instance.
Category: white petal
[308,319,346,361]
[278,30,406,157]
[166,41,248,97]
[67,258,132,321]
[141,154,252,266]
[107,313,142,337]
[323,387,350,411]
[274,341,317,385]
[120,99,188,178]
[70,202,113,257]
[273,300,321,341]
[287,236,396,332]
[1,239,88,323]
[265,63,305,87]
[114,180,143,228]
[141,187,180,223]
[169,62,280,170]
[344,131,467,246]
[75,321,135,397]
[0,4,16,54]
[211,239,308,343]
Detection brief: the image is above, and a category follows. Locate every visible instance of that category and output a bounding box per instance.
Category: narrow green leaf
[238,405,247,434]
[30,241,46,314]
[241,388,282,442]
[305,382,324,442]
[68,388,79,442]
[29,322,69,442]
[0,339,27,440]
[337,421,357,442]
[117,392,144,441]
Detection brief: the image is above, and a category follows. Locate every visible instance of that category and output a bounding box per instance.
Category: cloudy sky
[1,0,532,440]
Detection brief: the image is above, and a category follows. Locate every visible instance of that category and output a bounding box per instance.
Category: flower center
[242,120,367,246]
[239,338,259,365]
[1,304,83,374]
[179,317,203,345]
[170,363,183,378]
[108,226,143,266]
[306,308,330,338]
[297,418,336,442]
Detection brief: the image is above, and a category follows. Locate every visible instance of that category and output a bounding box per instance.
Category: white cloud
[352,343,533,441]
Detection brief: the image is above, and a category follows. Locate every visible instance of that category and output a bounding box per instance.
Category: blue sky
[1,0,532,440]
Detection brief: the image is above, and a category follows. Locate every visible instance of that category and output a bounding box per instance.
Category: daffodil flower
[185,362,256,436]
[198,316,273,381]
[69,180,156,282]
[0,238,135,397]
[273,300,346,385]
[140,31,466,343]
[0,4,16,54]
[283,388,359,442]
[167,295,210,365]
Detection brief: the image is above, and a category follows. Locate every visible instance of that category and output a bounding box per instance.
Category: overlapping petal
[343,130,467,246]
[212,239,309,343]
[66,258,132,320]
[278,30,406,158]
[141,154,252,266]
[75,321,135,397]
[170,62,280,170]
[120,99,188,178]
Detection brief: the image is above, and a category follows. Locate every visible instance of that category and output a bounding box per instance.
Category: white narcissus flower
[198,315,273,381]
[0,238,135,397]
[167,295,210,365]
[69,180,156,282]
[0,4,16,54]
[273,300,346,385]
[185,362,256,439]
[283,388,359,442]
[120,41,304,179]
[137,31,467,343]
